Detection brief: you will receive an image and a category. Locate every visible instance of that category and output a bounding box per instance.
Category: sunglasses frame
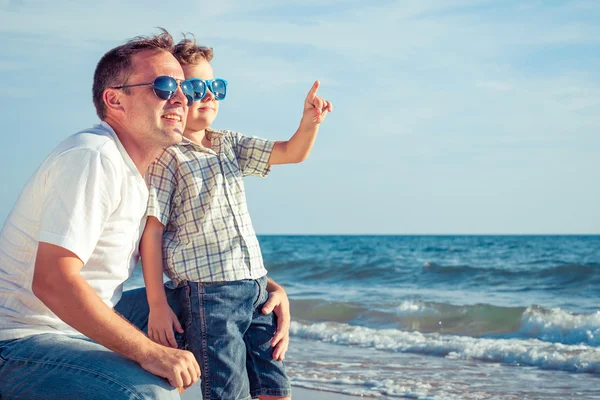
[110,76,194,106]
[186,78,228,101]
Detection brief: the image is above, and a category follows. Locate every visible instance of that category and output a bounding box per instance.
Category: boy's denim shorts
[182,275,291,400]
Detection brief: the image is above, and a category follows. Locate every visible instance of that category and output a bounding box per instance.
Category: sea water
[125,235,600,399]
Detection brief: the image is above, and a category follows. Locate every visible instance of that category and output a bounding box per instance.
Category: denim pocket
[253,275,269,311]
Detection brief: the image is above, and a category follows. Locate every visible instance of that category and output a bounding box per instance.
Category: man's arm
[262,277,291,360]
[268,80,333,165]
[32,242,200,388]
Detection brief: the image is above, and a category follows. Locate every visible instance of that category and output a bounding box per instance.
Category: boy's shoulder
[206,128,249,150]
[206,127,242,140]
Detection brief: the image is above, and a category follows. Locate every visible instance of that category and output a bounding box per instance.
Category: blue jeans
[183,275,291,400]
[0,285,185,400]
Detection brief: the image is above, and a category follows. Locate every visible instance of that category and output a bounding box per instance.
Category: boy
[140,37,332,400]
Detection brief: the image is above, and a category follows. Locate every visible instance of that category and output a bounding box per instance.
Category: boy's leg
[245,276,292,399]
[182,280,257,400]
[0,333,179,400]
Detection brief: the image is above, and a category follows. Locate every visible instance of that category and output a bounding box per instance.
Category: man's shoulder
[56,125,121,161]
[40,124,129,180]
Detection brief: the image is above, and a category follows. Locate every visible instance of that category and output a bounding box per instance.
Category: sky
[0,0,599,234]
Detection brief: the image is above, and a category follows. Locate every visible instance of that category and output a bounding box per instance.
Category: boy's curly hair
[174,34,214,65]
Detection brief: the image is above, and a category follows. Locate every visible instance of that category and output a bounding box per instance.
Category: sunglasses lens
[211,79,227,100]
[153,76,177,101]
[189,79,207,101]
[181,80,194,106]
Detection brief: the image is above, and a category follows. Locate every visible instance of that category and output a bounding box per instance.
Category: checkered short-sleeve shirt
[146,128,275,286]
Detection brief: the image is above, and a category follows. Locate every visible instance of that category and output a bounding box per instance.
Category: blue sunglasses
[111,76,195,106]
[186,78,228,101]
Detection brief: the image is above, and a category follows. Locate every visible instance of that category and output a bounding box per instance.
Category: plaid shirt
[146,128,274,286]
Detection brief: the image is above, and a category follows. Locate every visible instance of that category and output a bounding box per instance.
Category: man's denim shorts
[181,275,291,400]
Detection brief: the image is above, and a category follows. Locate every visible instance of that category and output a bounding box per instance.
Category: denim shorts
[182,275,291,400]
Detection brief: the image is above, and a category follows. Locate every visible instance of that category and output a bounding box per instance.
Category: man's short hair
[92,28,175,119]
[173,35,214,66]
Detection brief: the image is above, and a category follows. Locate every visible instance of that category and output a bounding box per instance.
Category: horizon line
[255,233,600,236]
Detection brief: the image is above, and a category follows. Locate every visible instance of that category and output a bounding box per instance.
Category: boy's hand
[303,80,333,124]
[148,303,184,349]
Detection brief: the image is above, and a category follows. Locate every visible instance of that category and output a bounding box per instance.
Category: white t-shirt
[0,122,148,340]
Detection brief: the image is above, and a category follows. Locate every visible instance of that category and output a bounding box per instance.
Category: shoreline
[182,384,361,399]
[291,386,362,399]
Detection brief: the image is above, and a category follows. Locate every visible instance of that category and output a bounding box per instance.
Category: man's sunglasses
[187,78,228,101]
[111,76,195,106]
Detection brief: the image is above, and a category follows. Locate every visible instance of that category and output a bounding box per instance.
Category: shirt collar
[98,121,143,179]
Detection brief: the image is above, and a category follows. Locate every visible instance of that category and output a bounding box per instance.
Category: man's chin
[173,130,184,142]
[158,130,183,149]
[168,131,184,145]
[171,126,185,139]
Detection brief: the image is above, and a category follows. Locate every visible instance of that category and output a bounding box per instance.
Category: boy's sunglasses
[111,76,195,106]
[187,78,228,101]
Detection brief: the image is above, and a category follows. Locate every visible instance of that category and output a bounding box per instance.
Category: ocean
[125,235,600,399]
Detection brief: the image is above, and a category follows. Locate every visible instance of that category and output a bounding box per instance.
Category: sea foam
[290,321,600,373]
[519,306,600,346]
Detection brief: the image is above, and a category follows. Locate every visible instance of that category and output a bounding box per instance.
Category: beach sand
[288,387,361,399]
[182,383,361,399]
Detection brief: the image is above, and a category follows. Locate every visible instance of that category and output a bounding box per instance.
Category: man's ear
[103,88,125,114]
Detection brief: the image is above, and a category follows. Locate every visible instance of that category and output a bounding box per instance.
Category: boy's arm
[268,80,333,165]
[32,242,200,388]
[140,216,169,307]
[140,216,184,348]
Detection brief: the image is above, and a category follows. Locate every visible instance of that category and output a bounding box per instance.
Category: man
[0,30,290,399]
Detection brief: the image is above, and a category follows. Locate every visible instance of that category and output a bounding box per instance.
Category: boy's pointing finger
[306,80,320,101]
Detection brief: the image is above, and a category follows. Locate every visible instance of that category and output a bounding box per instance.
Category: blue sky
[0,0,599,234]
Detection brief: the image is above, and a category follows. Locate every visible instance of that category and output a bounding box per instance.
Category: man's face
[182,60,219,134]
[120,50,188,149]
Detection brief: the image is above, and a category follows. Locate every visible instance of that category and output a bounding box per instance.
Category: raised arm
[268,80,333,165]
[32,242,200,388]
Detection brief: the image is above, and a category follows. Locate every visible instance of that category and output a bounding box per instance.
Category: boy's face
[182,60,219,134]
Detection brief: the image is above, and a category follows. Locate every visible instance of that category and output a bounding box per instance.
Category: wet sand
[290,387,361,399]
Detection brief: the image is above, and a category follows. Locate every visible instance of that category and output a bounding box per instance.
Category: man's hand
[262,280,291,360]
[303,80,333,124]
[32,242,200,390]
[148,303,184,349]
[138,344,201,390]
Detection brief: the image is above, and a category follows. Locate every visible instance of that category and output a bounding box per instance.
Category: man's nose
[170,83,189,106]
